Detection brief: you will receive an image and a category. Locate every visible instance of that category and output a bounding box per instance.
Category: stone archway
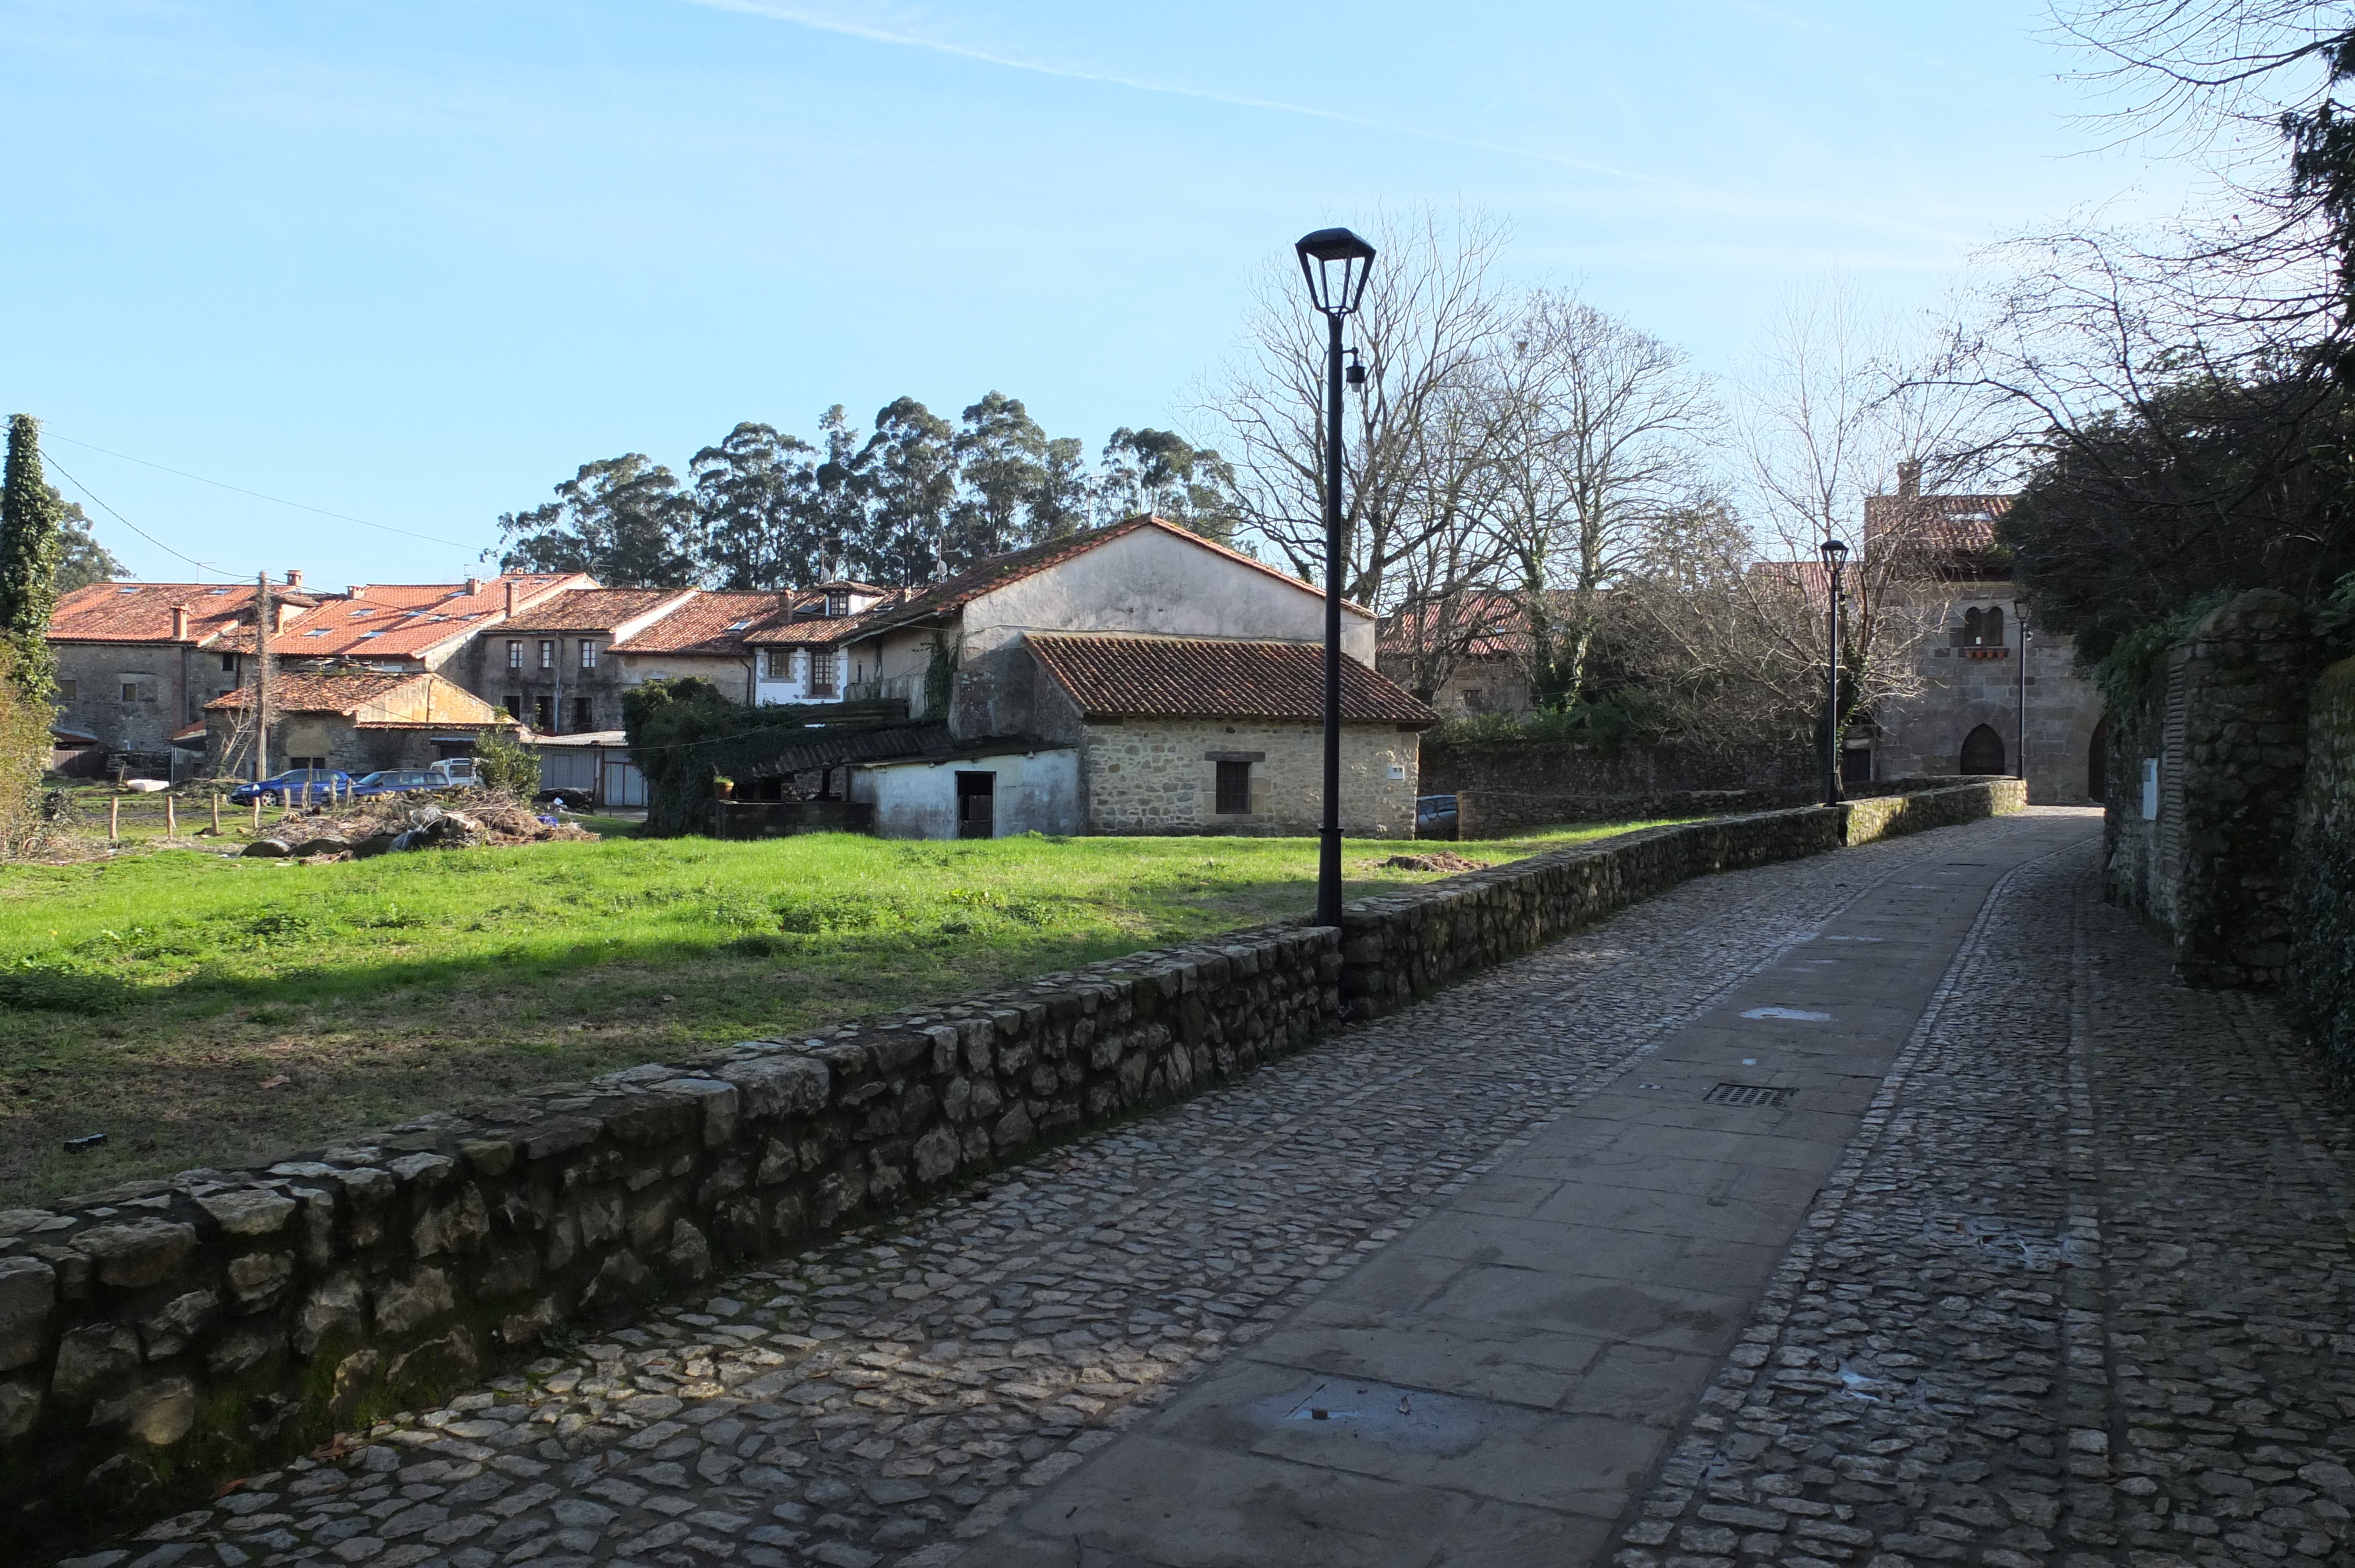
[1960,723,2006,776]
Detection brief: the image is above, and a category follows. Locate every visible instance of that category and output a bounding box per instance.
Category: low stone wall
[1424,737,1817,838]
[0,780,2024,1546]
[2289,655,2355,1094]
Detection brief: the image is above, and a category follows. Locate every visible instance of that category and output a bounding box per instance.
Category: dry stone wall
[0,781,2023,1548]
[2289,655,2355,1094]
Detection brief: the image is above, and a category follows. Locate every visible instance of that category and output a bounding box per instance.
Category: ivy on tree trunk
[0,414,65,703]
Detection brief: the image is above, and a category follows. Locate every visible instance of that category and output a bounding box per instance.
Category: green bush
[471,729,542,796]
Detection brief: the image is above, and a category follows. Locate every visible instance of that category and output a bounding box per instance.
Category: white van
[429,758,479,787]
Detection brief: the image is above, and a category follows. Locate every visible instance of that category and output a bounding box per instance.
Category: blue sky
[3,1,2190,589]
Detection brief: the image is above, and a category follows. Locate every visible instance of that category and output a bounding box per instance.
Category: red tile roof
[499,587,695,635]
[611,592,793,655]
[859,517,1366,636]
[1028,634,1437,726]
[222,573,592,660]
[743,610,874,647]
[1863,492,2014,557]
[204,670,418,714]
[48,581,320,645]
[1378,591,1527,660]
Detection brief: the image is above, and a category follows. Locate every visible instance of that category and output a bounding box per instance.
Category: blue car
[228,768,353,806]
[350,769,447,799]
[1415,793,1459,840]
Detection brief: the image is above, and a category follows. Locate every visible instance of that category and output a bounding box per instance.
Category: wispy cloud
[677,0,1986,248]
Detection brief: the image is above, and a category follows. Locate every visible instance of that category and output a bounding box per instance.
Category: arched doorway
[2087,718,2108,802]
[1960,724,2006,775]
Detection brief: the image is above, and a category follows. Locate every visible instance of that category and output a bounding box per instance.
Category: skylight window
[359,632,383,639]
[350,608,374,617]
[728,620,752,631]
[304,629,331,637]
[118,586,141,595]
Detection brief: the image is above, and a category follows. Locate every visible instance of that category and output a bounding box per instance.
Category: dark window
[827,591,850,617]
[764,648,792,680]
[503,693,523,720]
[1215,759,1252,814]
[220,653,238,673]
[533,695,554,731]
[57,678,76,700]
[571,697,593,732]
[2088,717,2108,802]
[955,770,994,839]
[810,650,838,695]
[1960,723,2005,775]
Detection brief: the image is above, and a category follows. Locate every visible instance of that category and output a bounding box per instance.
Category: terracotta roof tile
[1028,634,1437,726]
[743,609,875,647]
[204,670,418,714]
[48,581,320,645]
[213,572,595,660]
[499,587,695,635]
[1863,492,2014,557]
[611,591,795,655]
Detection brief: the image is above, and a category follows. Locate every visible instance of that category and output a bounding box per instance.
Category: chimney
[349,584,367,600]
[275,602,294,631]
[467,577,485,597]
[284,569,304,589]
[1896,460,1922,499]
[171,605,191,640]
[505,580,519,614]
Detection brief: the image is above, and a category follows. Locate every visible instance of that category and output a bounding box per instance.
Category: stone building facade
[46,577,319,759]
[1027,634,1430,838]
[202,670,522,777]
[1860,470,2106,804]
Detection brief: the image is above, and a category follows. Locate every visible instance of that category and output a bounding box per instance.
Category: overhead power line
[46,430,482,551]
[44,457,233,580]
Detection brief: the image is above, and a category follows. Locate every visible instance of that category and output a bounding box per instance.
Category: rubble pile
[239,794,596,859]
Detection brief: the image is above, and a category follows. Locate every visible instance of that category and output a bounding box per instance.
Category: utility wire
[46,430,480,551]
[45,457,235,580]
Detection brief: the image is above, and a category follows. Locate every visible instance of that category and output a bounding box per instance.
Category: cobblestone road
[59,813,2355,1568]
[1616,835,2355,1568]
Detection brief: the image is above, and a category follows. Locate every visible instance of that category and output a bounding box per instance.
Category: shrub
[470,729,542,796]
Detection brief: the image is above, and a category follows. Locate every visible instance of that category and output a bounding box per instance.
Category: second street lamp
[1295,226,1376,929]
[1819,536,1850,808]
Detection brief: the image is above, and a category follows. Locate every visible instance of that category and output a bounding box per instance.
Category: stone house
[201,670,522,777]
[1859,467,2105,803]
[1377,590,1534,716]
[46,575,323,760]
[1026,634,1431,835]
[476,587,698,735]
[745,583,893,707]
[606,590,793,705]
[835,520,1432,838]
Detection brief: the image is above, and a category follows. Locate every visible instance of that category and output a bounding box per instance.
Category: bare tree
[1484,293,1718,707]
[1734,281,1979,730]
[1195,206,1512,610]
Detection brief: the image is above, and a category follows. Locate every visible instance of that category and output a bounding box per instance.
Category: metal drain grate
[1705,1082,1795,1108]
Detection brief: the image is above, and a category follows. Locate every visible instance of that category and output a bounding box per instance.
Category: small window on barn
[503,693,523,720]
[764,648,792,680]
[1215,760,1252,815]
[571,697,593,731]
[220,653,238,673]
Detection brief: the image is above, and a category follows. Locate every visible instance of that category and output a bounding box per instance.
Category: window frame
[538,639,555,670]
[507,640,523,670]
[579,640,598,670]
[1215,759,1252,815]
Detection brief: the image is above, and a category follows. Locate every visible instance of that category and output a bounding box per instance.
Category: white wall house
[849,746,1082,839]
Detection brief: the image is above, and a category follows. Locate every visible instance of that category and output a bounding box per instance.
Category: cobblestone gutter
[0,782,2021,1545]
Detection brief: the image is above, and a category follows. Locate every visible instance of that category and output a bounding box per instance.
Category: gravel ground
[1613,836,2355,1568]
[59,812,2355,1568]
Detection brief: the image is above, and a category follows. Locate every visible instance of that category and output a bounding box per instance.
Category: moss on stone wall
[2289,656,2355,1095]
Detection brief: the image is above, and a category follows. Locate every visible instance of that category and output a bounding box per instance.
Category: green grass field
[0,819,1664,1204]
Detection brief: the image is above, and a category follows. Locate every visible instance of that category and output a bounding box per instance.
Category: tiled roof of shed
[1027,634,1437,726]
[204,670,418,715]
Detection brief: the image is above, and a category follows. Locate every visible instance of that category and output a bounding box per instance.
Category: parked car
[228,768,353,806]
[349,769,446,799]
[1415,793,1459,840]
[429,758,479,787]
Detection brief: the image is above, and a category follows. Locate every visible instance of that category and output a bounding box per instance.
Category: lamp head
[1819,537,1850,569]
[1295,227,1377,316]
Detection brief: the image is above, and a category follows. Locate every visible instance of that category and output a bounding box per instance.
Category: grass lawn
[0,818,1667,1204]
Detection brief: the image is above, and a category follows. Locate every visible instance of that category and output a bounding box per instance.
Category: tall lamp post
[1295,226,1376,929]
[1819,537,1850,808]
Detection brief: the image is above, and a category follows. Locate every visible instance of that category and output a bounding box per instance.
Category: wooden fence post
[212,794,222,835]
[165,796,177,838]
[108,796,120,842]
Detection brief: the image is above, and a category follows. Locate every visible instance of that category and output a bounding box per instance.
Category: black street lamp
[1295,226,1376,929]
[1819,536,1850,808]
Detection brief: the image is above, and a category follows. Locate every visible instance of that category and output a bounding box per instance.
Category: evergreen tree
[0,414,65,701]
[54,501,122,594]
